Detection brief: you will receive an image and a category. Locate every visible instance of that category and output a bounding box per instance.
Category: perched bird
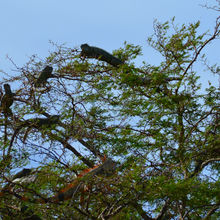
[80,44,124,67]
[1,168,34,192]
[0,84,15,115]
[15,115,60,133]
[35,66,53,87]
[31,115,60,128]
[37,115,59,128]
[12,168,32,182]
[12,115,60,143]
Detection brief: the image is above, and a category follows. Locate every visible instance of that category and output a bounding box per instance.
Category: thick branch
[190,158,220,178]
[203,204,220,220]
[48,132,94,168]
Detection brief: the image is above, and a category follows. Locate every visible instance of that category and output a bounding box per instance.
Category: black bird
[12,115,60,143]
[0,84,15,115]
[33,115,60,128]
[80,44,124,67]
[35,66,53,87]
[12,168,32,181]
[17,115,60,130]
[1,168,33,192]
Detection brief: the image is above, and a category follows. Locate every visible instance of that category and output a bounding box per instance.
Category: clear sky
[0,0,219,87]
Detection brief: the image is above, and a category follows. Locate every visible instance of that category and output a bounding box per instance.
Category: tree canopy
[0,9,220,220]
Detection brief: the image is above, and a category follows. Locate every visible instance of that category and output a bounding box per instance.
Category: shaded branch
[190,158,220,178]
[47,133,94,168]
[203,204,220,220]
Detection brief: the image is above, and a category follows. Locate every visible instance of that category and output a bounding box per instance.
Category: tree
[0,7,219,220]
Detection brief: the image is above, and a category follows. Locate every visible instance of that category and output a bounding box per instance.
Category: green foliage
[0,15,219,219]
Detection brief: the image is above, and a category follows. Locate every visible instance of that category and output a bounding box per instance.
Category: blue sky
[0,0,219,87]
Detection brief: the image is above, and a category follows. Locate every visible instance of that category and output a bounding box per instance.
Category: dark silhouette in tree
[31,115,60,128]
[1,169,33,195]
[80,44,124,67]
[35,66,53,87]
[12,168,32,181]
[0,84,15,115]
[17,115,60,130]
[8,115,60,147]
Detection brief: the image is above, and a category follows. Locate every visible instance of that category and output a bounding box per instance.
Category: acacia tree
[0,9,220,220]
